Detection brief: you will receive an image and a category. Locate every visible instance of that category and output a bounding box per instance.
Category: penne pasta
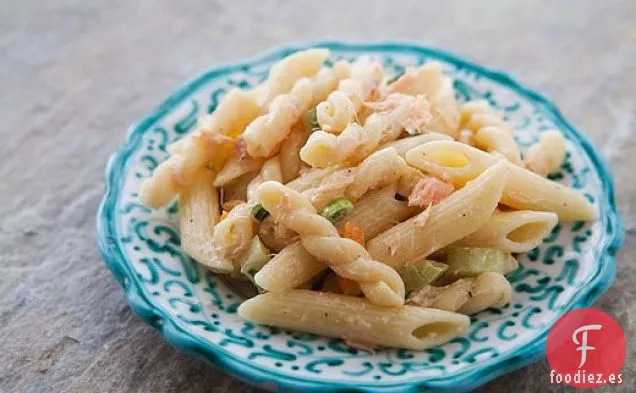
[367,161,509,269]
[336,183,420,238]
[254,241,325,292]
[214,155,264,187]
[221,171,257,203]
[238,290,470,350]
[178,171,233,273]
[285,166,341,192]
[405,140,597,221]
[455,210,559,253]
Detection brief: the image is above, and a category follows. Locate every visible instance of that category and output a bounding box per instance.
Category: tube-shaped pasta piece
[178,171,233,273]
[254,241,325,292]
[256,181,405,307]
[221,171,257,203]
[243,64,351,158]
[279,122,310,183]
[336,183,420,238]
[524,129,567,176]
[140,89,260,207]
[367,161,509,269]
[316,56,384,133]
[285,166,340,192]
[140,162,181,208]
[456,210,559,253]
[380,132,453,158]
[301,94,431,168]
[252,48,330,108]
[214,155,264,187]
[405,140,597,221]
[239,290,469,350]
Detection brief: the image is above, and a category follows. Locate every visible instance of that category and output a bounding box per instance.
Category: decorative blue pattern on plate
[96,41,623,392]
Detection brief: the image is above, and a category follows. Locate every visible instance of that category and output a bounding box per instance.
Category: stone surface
[1,0,635,392]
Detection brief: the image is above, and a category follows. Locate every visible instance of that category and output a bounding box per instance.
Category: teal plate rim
[96,40,624,393]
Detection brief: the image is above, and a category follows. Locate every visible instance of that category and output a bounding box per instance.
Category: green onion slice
[251,203,270,222]
[320,197,354,223]
[305,107,320,132]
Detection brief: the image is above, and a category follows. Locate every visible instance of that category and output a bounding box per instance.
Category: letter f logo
[572,324,602,368]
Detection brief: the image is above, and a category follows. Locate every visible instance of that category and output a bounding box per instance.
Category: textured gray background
[1,1,635,392]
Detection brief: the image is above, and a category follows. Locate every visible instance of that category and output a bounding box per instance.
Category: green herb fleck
[386,70,405,85]
[305,107,320,132]
[251,204,270,222]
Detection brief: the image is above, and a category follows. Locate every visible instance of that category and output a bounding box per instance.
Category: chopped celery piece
[444,247,505,281]
[239,237,272,282]
[251,203,269,222]
[399,260,448,293]
[320,197,354,223]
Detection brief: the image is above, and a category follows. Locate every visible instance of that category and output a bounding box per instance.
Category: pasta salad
[139,48,597,350]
